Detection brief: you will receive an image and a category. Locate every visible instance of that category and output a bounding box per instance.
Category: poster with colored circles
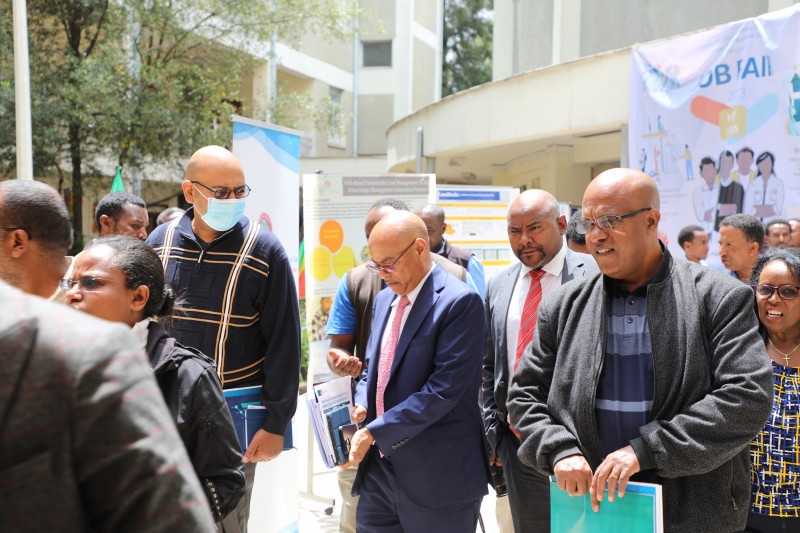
[629,6,800,269]
[302,173,436,383]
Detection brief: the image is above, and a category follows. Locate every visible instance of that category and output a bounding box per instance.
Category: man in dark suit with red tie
[343,210,490,532]
[482,190,596,532]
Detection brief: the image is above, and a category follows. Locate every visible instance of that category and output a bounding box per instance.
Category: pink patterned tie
[376,295,411,418]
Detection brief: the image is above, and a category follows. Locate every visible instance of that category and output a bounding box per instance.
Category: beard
[516,245,547,269]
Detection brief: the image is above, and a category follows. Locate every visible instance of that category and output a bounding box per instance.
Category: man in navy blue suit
[343,210,490,532]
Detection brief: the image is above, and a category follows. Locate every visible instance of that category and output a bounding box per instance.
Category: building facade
[386,0,799,208]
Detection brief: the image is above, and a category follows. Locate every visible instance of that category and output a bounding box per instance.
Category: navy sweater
[147,208,301,435]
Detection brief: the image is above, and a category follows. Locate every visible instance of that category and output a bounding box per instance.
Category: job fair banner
[436,185,519,280]
[629,5,800,266]
[303,174,435,384]
[231,115,301,283]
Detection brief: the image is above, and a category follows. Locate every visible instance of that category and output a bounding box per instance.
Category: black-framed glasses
[754,284,800,300]
[365,239,418,275]
[576,207,652,235]
[0,227,20,232]
[59,276,124,292]
[191,181,251,200]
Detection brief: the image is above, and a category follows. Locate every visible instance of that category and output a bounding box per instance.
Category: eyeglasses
[59,276,124,292]
[191,181,251,200]
[754,284,800,300]
[576,207,653,235]
[364,239,417,275]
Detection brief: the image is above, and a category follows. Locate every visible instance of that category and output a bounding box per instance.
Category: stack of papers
[550,479,663,533]
[306,376,356,468]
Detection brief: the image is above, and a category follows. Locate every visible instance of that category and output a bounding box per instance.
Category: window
[362,41,392,67]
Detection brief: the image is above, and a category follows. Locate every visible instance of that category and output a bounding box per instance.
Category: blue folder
[223,385,293,453]
[550,479,663,533]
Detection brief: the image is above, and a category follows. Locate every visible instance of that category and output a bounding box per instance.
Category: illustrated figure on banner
[715,150,745,232]
[683,144,694,180]
[693,156,719,236]
[732,147,756,184]
[744,151,784,222]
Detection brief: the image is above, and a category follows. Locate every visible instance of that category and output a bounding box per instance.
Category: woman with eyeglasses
[64,236,245,524]
[746,248,800,532]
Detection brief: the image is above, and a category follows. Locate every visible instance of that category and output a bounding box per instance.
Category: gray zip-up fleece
[508,247,773,533]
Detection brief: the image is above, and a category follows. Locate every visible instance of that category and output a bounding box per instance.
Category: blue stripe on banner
[233,123,301,173]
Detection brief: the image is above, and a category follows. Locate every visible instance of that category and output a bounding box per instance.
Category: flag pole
[12,0,33,180]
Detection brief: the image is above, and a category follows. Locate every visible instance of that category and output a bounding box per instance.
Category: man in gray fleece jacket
[508,168,773,533]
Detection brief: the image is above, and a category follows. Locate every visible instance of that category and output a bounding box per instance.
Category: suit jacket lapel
[369,296,392,384]
[561,249,588,284]
[0,317,36,436]
[496,263,521,384]
[389,267,443,376]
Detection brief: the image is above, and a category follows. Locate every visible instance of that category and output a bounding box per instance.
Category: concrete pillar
[493,0,515,80]
[552,0,581,65]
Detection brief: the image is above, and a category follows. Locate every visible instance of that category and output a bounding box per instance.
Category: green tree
[442,0,493,97]
[0,0,355,253]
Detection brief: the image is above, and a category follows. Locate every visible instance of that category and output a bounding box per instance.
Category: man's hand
[243,429,283,463]
[350,404,367,424]
[554,455,593,498]
[339,427,374,469]
[590,445,641,511]
[329,348,362,378]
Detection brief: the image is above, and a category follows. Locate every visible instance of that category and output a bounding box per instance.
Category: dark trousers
[356,455,482,533]
[496,430,550,533]
[218,462,256,532]
[744,512,800,533]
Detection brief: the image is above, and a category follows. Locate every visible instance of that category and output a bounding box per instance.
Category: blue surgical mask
[199,197,246,232]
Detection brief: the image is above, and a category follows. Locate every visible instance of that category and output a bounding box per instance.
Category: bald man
[482,189,596,532]
[146,145,301,532]
[508,169,772,533]
[324,198,476,533]
[343,210,490,532]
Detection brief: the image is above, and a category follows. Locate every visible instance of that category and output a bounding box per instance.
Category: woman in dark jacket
[64,235,245,524]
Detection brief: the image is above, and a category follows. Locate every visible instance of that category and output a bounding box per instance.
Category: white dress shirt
[505,242,567,378]
[379,263,437,357]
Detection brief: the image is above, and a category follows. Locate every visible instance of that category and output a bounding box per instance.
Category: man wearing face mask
[146,145,301,533]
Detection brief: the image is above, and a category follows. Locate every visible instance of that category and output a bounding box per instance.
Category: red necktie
[510,270,546,439]
[376,295,411,418]
[514,269,546,372]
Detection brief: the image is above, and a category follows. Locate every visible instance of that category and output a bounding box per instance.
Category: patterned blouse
[750,361,800,517]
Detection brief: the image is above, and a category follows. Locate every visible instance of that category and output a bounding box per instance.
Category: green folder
[550,479,663,533]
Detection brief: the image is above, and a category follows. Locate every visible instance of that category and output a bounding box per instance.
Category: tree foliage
[442,0,493,97]
[0,0,355,252]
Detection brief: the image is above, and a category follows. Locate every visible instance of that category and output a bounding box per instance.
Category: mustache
[517,244,544,253]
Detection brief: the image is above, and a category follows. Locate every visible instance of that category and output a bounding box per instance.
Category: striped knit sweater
[147,207,300,436]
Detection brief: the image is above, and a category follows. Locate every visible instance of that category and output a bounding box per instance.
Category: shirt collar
[393,263,437,307]
[519,240,566,279]
[603,241,669,295]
